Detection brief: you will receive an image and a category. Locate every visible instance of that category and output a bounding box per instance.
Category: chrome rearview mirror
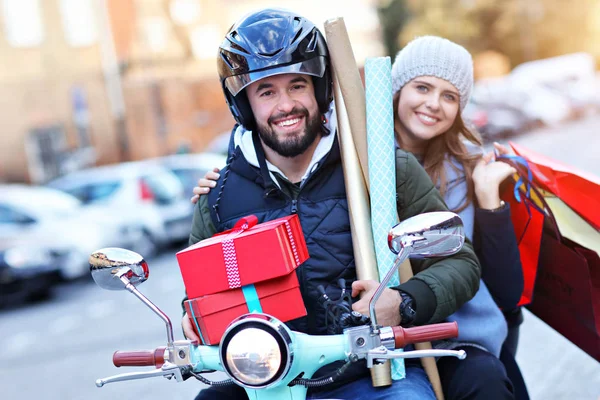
[370,212,465,331]
[388,211,465,258]
[90,248,149,291]
[89,247,174,347]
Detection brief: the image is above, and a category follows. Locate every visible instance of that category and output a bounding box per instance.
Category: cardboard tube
[324,18,370,190]
[326,16,389,387]
[399,260,445,400]
[326,17,443,398]
[332,75,378,282]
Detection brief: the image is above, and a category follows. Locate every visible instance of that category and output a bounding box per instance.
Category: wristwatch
[398,291,416,327]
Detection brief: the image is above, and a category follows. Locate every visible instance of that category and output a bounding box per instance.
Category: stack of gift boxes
[176,215,309,345]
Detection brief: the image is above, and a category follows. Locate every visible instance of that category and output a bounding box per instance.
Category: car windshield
[142,172,183,204]
[171,168,207,193]
[0,189,80,221]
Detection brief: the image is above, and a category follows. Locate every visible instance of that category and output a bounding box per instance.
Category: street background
[1,117,599,400]
[1,1,600,399]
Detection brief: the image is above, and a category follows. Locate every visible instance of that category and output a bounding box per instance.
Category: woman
[191,36,528,400]
[389,35,527,400]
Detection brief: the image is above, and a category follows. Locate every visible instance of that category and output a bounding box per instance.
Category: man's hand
[351,280,402,327]
[182,313,200,342]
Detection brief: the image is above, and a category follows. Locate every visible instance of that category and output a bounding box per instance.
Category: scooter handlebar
[113,348,166,368]
[392,322,458,348]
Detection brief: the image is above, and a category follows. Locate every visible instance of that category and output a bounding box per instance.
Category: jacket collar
[233,108,337,186]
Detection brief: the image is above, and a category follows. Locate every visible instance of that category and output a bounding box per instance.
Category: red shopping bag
[499,156,546,307]
[500,153,600,361]
[527,233,600,362]
[509,142,600,230]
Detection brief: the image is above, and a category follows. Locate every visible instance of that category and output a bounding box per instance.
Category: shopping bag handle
[497,155,562,241]
[496,154,532,202]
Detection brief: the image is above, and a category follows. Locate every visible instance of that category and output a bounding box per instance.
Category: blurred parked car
[464,99,534,141]
[47,160,192,249]
[205,131,232,156]
[0,185,132,280]
[155,152,227,197]
[0,240,61,306]
[462,100,488,132]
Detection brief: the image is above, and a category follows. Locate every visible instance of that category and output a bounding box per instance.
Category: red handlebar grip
[392,322,458,348]
[113,347,166,368]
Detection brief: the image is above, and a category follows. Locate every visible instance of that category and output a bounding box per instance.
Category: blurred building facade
[0,0,384,183]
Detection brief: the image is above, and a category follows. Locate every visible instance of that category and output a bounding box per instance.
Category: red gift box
[184,271,306,345]
[177,214,309,298]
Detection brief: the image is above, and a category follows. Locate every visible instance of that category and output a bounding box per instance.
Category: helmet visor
[224,57,327,97]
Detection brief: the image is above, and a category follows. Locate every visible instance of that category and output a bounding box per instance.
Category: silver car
[0,185,132,280]
[154,152,227,198]
[47,160,193,250]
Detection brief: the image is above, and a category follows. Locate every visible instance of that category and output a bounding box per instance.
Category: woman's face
[395,76,460,153]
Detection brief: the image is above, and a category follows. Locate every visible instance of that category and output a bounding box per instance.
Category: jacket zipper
[291,199,298,214]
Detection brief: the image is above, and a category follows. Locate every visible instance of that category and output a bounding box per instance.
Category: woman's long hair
[393,92,483,213]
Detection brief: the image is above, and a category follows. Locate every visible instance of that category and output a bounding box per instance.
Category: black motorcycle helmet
[217,8,332,130]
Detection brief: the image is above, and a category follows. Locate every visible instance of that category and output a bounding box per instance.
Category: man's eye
[260,90,273,97]
[291,84,305,91]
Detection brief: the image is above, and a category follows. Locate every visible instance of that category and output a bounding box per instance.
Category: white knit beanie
[391,36,473,111]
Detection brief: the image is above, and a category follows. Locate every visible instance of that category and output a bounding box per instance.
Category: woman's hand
[190,168,221,204]
[472,143,516,210]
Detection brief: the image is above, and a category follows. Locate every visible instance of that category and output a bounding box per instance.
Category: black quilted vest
[207,131,354,335]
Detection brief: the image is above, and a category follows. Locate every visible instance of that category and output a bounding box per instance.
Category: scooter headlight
[220,314,293,388]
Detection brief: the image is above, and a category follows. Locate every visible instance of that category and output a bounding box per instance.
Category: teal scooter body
[190,326,348,400]
[92,212,468,399]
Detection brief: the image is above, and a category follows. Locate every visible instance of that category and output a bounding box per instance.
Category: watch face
[399,292,415,326]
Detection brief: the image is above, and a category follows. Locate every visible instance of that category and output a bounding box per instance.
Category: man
[182,8,481,400]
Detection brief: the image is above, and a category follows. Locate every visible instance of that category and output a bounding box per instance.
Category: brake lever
[366,347,467,368]
[95,362,187,387]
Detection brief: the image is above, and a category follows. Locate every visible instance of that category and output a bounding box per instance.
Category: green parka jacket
[186,145,481,326]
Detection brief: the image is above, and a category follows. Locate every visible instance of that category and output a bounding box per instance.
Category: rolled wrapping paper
[325,17,443,396]
[332,62,391,389]
[326,16,394,386]
[365,58,399,285]
[332,74,379,282]
[365,57,404,381]
[365,57,445,398]
[324,17,370,190]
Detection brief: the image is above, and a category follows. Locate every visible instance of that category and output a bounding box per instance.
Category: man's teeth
[419,114,436,123]
[277,118,300,127]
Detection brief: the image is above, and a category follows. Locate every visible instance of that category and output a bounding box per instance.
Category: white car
[154,152,228,198]
[47,160,193,250]
[0,185,135,280]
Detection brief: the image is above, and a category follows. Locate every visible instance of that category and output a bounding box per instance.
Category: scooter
[91,211,468,399]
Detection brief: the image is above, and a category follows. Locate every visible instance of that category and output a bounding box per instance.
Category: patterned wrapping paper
[365,57,404,379]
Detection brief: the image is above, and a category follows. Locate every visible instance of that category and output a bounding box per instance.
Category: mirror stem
[369,248,411,333]
[120,276,175,347]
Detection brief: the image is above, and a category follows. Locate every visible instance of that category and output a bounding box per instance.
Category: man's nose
[277,91,295,113]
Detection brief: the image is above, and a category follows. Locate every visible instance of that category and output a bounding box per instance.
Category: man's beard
[256,106,322,158]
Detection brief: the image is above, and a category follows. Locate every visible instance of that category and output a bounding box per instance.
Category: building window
[169,0,201,26]
[141,17,169,53]
[190,24,220,60]
[59,0,98,47]
[2,0,45,47]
